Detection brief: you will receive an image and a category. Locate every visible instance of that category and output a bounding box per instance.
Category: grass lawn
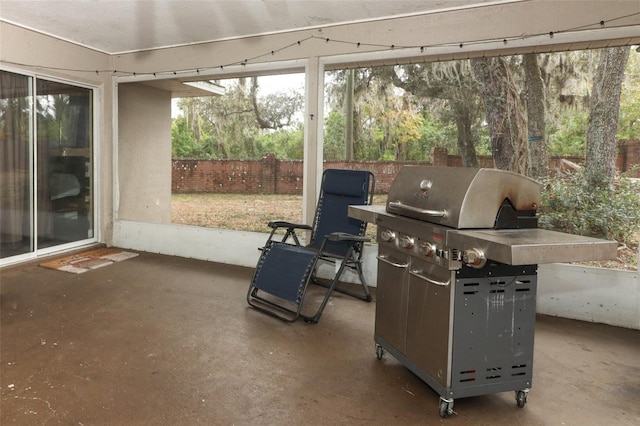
[171,193,386,240]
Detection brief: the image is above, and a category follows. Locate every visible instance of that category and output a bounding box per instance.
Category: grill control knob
[399,236,415,249]
[418,242,436,257]
[463,248,487,269]
[380,229,396,242]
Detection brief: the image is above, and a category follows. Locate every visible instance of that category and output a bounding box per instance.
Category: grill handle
[376,255,408,268]
[409,270,450,287]
[388,201,447,218]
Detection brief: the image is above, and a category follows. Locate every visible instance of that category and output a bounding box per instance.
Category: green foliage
[618,98,640,139]
[257,126,304,159]
[323,111,347,160]
[539,170,640,246]
[172,76,305,160]
[172,116,212,158]
[547,110,588,157]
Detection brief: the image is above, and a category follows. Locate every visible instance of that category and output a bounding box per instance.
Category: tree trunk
[249,77,271,129]
[189,101,201,144]
[471,57,528,174]
[453,106,479,167]
[523,53,548,179]
[344,69,355,161]
[585,47,630,188]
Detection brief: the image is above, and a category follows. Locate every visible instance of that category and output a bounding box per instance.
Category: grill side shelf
[446,228,618,266]
[348,204,384,223]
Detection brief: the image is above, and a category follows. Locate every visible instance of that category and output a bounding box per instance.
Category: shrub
[538,170,640,247]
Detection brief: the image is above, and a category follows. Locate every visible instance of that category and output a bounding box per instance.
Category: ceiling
[0,0,497,54]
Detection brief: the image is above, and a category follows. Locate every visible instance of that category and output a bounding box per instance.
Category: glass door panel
[0,71,34,258]
[36,80,93,248]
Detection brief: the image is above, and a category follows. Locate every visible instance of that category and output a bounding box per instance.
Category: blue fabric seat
[247,169,375,323]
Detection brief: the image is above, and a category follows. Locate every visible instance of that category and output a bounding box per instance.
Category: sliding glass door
[0,70,95,260]
[36,79,93,249]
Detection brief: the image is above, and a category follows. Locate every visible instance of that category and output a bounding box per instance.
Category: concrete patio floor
[1,250,639,425]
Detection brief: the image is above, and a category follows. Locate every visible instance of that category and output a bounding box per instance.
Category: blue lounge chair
[247,169,375,323]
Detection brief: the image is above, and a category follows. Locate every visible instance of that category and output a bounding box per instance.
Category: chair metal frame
[247,169,375,323]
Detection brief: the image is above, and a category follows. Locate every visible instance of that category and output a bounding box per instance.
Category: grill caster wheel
[439,397,454,418]
[375,344,384,360]
[515,390,529,408]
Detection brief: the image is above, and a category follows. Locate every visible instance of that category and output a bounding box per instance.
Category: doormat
[40,248,139,274]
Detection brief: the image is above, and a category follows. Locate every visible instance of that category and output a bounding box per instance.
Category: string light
[2,13,636,78]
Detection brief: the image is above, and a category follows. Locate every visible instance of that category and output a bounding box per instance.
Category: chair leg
[354,260,372,302]
[304,250,371,323]
[304,258,350,323]
[311,254,372,302]
[247,285,302,323]
[320,269,371,301]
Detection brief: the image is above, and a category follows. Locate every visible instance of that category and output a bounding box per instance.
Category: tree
[523,53,548,179]
[344,69,355,160]
[250,77,304,130]
[325,68,413,161]
[389,62,483,167]
[585,47,631,188]
[471,57,529,174]
[174,76,304,159]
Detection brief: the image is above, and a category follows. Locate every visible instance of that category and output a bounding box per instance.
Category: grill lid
[386,166,541,229]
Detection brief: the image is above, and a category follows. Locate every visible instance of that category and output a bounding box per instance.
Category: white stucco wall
[112,219,379,287]
[538,263,640,329]
[117,83,172,223]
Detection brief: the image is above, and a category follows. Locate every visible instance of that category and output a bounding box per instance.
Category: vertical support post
[302,57,323,228]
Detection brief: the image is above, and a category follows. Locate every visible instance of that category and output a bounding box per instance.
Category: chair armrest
[268,221,313,230]
[326,232,371,243]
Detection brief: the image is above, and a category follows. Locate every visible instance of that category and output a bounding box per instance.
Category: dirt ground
[171,194,638,271]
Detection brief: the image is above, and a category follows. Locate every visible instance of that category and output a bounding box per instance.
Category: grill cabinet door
[375,246,410,353]
[405,259,453,388]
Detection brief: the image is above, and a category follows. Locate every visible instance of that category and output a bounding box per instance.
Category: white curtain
[0,71,31,248]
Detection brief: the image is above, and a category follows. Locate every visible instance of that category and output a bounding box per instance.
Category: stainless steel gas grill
[348,166,617,418]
